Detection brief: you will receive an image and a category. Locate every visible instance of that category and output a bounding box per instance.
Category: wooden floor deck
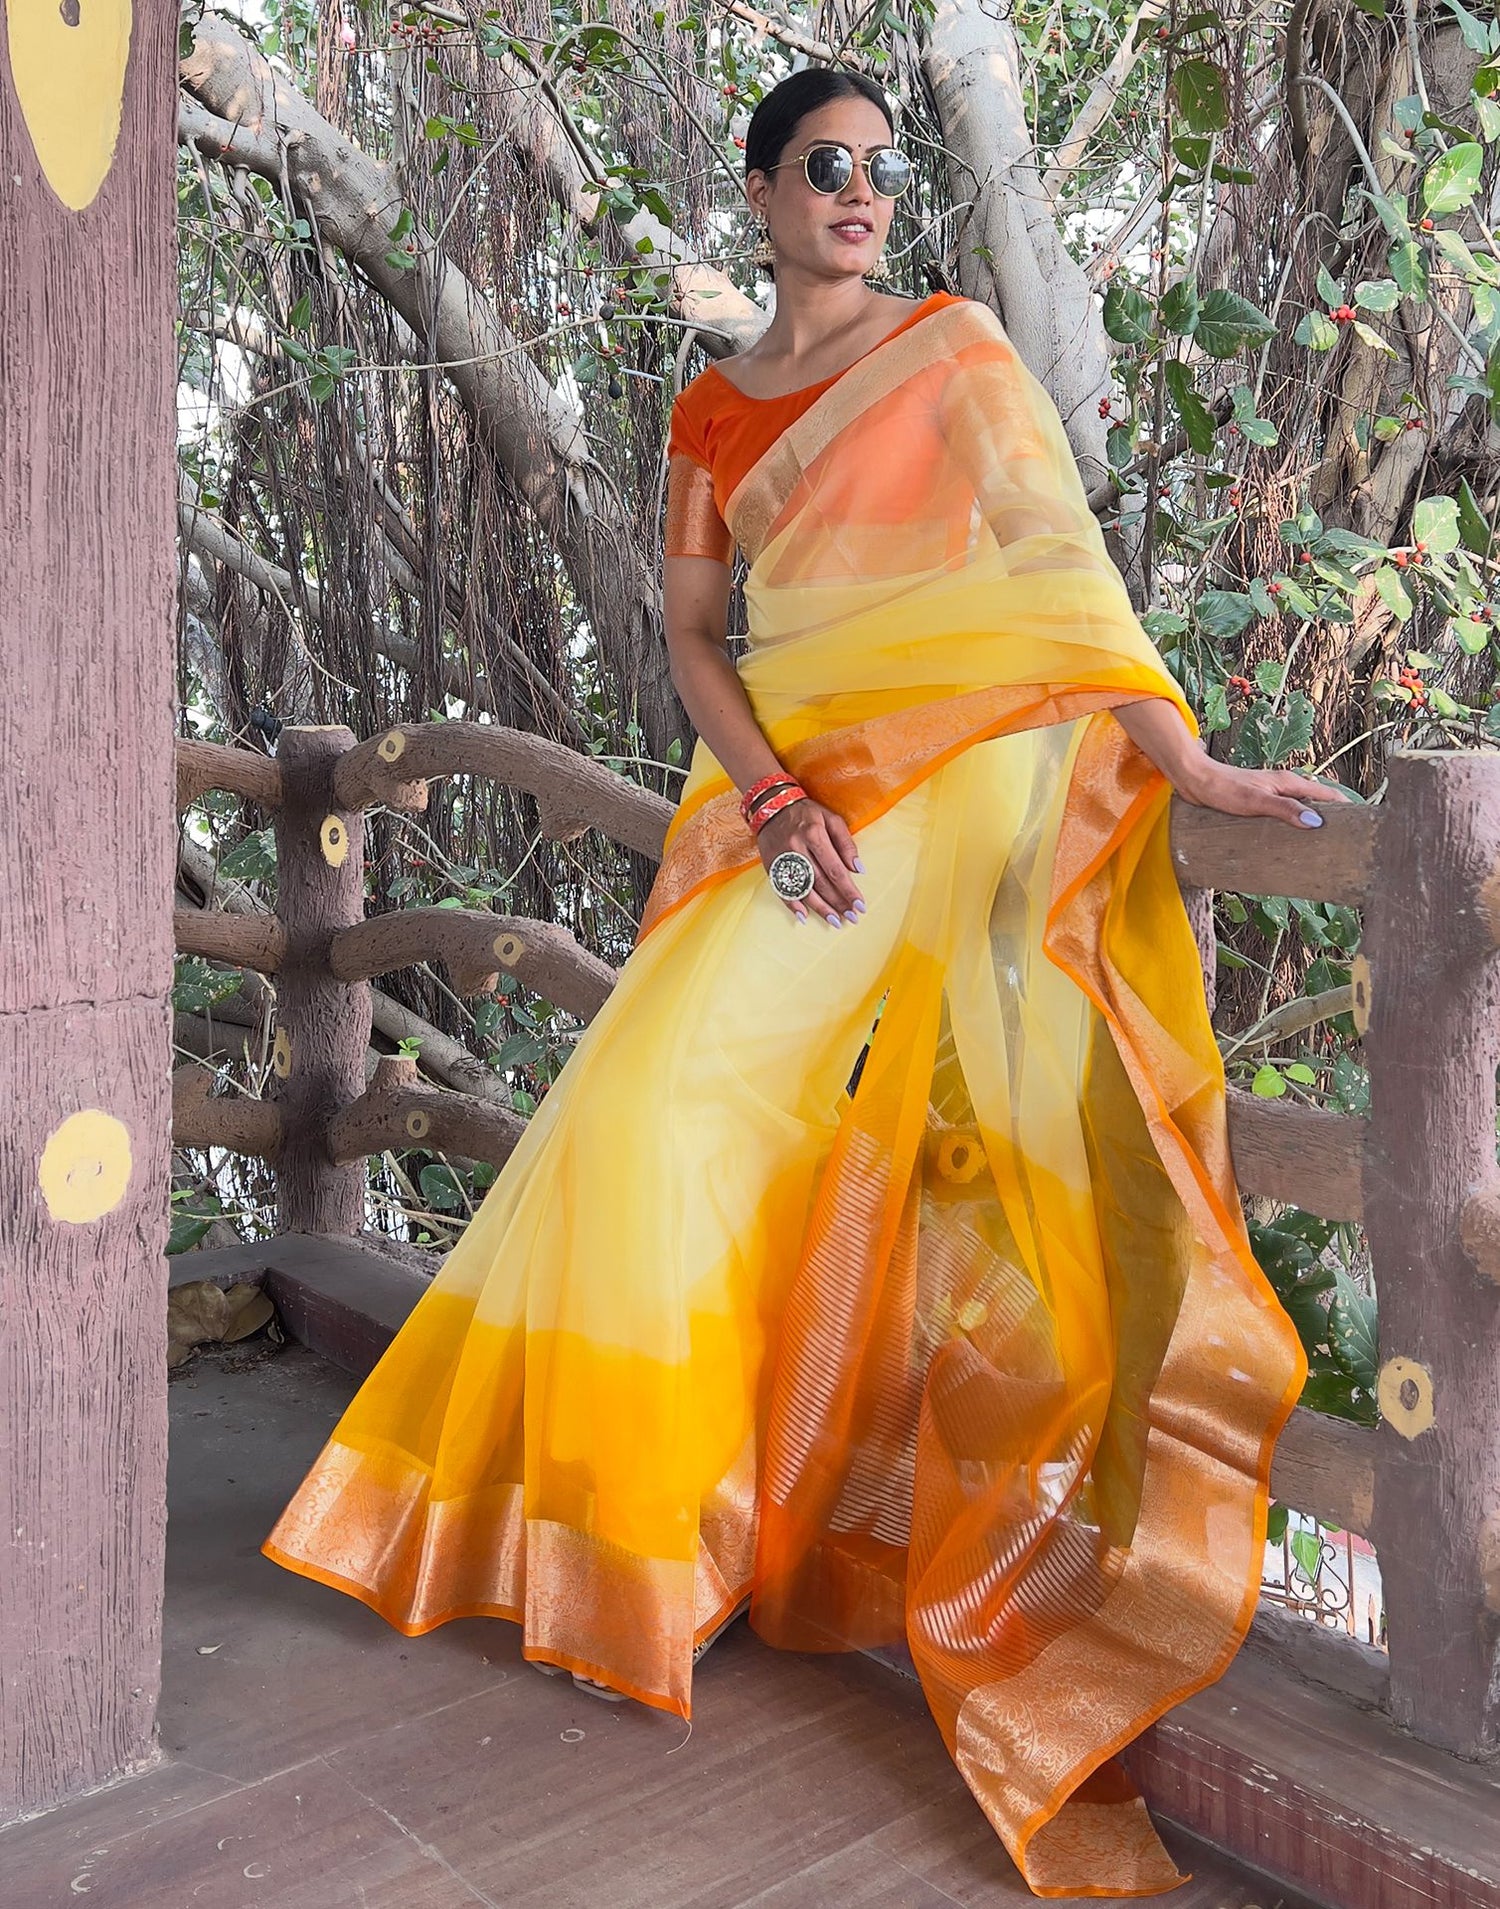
[0,1345,1319,1908]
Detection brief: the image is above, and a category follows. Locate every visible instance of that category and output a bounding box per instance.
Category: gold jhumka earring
[750,218,775,271]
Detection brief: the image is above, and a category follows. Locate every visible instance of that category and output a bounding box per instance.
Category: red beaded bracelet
[747,784,809,833]
[739,771,799,823]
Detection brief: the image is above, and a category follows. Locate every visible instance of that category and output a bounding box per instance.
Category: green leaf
[1439,0,1495,55]
[1194,288,1276,358]
[1249,578,1279,619]
[1295,310,1340,350]
[1413,493,1461,555]
[1261,691,1316,765]
[1478,95,1500,142]
[1254,658,1287,693]
[1351,319,1396,355]
[390,206,414,242]
[1102,282,1153,346]
[1164,359,1216,454]
[1251,1064,1287,1098]
[217,828,277,881]
[1458,476,1494,556]
[1373,564,1415,620]
[1142,608,1190,638]
[1354,277,1401,312]
[1172,134,1211,171]
[1195,590,1257,637]
[1329,1270,1379,1390]
[1290,1527,1325,1586]
[1424,141,1484,214]
[1266,1501,1291,1545]
[1159,279,1201,334]
[1362,188,1415,243]
[1316,262,1344,308]
[1321,527,1388,558]
[1172,59,1229,134]
[1388,239,1429,300]
[287,292,313,329]
[1285,1062,1318,1085]
[419,1163,466,1213]
[1455,616,1491,654]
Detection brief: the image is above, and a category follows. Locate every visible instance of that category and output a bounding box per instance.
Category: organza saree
[264,297,1304,1897]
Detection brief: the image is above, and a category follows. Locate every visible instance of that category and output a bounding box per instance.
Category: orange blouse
[664,291,968,563]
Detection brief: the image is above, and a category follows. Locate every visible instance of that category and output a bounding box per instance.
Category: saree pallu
[264,297,1305,1898]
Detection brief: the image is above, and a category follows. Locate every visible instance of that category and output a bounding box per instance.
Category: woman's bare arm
[662,553,865,925]
[1112,697,1348,828]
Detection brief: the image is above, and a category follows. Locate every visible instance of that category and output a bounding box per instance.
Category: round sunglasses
[764,141,912,201]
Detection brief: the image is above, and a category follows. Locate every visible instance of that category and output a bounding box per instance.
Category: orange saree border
[263,1434,760,1720]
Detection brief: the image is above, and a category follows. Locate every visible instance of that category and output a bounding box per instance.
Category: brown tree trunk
[0,4,177,1822]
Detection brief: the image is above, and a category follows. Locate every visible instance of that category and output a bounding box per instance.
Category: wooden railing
[175,732,1500,1764]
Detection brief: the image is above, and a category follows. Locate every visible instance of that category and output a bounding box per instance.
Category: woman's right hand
[755,797,866,927]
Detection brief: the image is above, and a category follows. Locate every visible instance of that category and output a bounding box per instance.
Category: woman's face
[748,96,896,287]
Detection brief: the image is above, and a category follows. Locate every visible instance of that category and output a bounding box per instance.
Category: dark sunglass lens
[804,146,853,194]
[869,150,912,198]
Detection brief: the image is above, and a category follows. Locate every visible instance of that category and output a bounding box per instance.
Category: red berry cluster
[1227,674,1252,695]
[1396,666,1427,706]
[1391,541,1428,569]
[1330,304,1356,323]
[388,12,445,46]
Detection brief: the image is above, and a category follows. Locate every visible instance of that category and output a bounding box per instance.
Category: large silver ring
[768,850,816,903]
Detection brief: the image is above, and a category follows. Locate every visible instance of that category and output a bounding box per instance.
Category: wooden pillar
[0,1,176,1821]
[1363,750,1500,1757]
[272,728,371,1235]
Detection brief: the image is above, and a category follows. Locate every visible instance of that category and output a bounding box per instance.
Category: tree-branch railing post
[1361,752,1500,1758]
[270,726,371,1236]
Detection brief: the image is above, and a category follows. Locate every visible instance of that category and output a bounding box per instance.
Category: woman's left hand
[1174,753,1350,830]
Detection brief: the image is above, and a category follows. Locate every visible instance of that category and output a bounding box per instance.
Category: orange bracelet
[747,784,809,833]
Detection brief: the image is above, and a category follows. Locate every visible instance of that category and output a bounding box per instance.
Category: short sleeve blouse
[664,394,734,565]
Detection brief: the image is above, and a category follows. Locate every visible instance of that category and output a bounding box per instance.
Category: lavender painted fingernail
[826,912,842,929]
[1298,808,1324,828]
[852,899,866,914]
[844,909,859,924]
[853,857,866,873]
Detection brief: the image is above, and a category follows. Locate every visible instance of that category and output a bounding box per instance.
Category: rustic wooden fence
[174,728,1500,1885]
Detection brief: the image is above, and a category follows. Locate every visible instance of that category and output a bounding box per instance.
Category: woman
[265,69,1339,1898]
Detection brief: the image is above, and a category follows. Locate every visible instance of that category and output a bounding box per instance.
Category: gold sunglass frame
[763,140,912,201]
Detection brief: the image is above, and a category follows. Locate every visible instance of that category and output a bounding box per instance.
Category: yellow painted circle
[1377,1356,1434,1440]
[377,730,406,763]
[320,815,349,868]
[6,0,133,211]
[405,1110,431,1141]
[493,933,524,966]
[272,1028,293,1079]
[38,1110,133,1223]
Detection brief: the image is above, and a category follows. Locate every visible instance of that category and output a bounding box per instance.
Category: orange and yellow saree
[264,296,1304,1897]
